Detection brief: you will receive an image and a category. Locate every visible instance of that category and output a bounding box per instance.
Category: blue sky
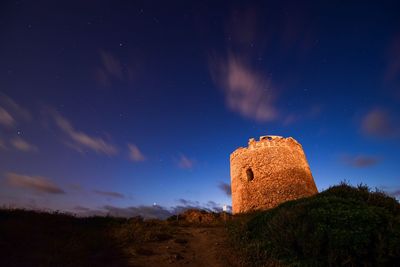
[0,0,399,217]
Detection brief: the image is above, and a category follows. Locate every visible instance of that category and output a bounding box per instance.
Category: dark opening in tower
[246,168,254,181]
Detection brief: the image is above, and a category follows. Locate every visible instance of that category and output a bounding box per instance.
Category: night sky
[1,0,399,217]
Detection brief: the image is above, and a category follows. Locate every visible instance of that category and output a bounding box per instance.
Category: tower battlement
[231,135,302,161]
[249,135,301,148]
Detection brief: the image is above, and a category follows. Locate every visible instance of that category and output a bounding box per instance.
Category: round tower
[230,135,318,214]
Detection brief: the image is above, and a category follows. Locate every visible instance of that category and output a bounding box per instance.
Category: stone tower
[230,135,318,214]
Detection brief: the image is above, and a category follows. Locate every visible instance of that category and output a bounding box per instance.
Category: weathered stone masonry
[230,135,318,214]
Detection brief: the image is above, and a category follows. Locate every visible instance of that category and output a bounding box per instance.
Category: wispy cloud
[210,54,277,122]
[177,154,194,169]
[177,198,200,207]
[390,190,400,197]
[94,50,134,86]
[100,50,123,80]
[341,154,381,168]
[0,93,31,122]
[128,143,146,162]
[379,185,400,199]
[5,173,65,194]
[205,200,225,212]
[176,199,228,213]
[93,190,125,199]
[209,8,278,122]
[218,182,231,197]
[361,108,398,138]
[73,205,91,212]
[175,199,227,213]
[74,205,171,219]
[10,137,38,152]
[52,111,118,155]
[209,6,316,123]
[0,107,15,127]
[75,200,230,219]
[102,205,172,219]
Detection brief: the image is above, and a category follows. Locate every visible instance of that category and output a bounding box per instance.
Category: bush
[229,183,400,267]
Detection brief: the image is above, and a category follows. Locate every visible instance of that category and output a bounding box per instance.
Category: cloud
[210,55,277,122]
[128,143,146,162]
[73,205,91,212]
[208,6,318,123]
[177,154,194,169]
[0,107,15,127]
[0,94,31,121]
[174,199,227,213]
[52,111,118,155]
[379,185,400,199]
[206,201,224,212]
[100,50,123,80]
[218,182,231,197]
[93,190,125,199]
[341,154,381,168]
[94,50,134,86]
[171,199,203,215]
[5,173,65,194]
[390,190,400,197]
[361,108,398,138]
[74,200,230,219]
[73,205,172,219]
[103,205,172,219]
[177,198,200,207]
[10,137,38,152]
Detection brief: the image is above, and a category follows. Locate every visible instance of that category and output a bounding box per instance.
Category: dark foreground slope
[0,210,136,266]
[0,208,235,267]
[228,183,400,267]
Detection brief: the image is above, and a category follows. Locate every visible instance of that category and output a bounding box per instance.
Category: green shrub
[229,183,400,267]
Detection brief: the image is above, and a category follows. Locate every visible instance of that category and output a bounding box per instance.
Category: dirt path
[128,226,239,267]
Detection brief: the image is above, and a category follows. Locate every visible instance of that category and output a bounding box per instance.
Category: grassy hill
[228,183,400,266]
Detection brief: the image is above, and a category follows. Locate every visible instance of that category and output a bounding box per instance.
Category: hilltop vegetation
[228,183,400,266]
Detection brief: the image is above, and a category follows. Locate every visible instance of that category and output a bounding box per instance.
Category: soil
[127,226,240,267]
